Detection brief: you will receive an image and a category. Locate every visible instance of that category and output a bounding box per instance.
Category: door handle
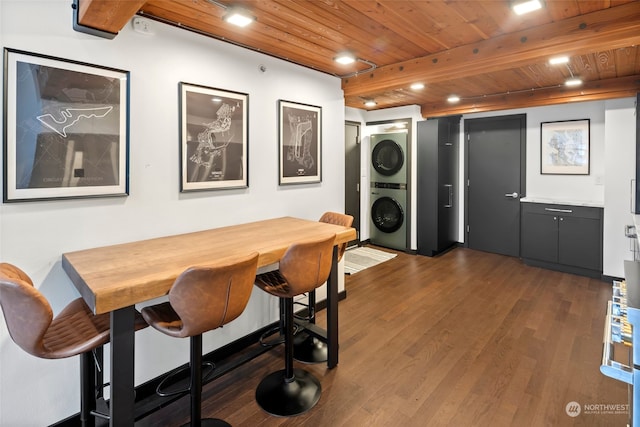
[544,208,573,213]
[444,184,453,208]
[504,192,519,198]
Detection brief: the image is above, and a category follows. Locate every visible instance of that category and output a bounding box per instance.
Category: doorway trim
[345,120,361,247]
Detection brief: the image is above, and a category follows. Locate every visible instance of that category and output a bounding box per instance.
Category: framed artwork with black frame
[540,119,590,175]
[180,82,248,192]
[3,48,130,202]
[278,100,321,185]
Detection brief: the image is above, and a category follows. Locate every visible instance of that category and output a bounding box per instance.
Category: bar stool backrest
[319,212,353,261]
[168,252,259,337]
[0,263,54,358]
[278,234,335,297]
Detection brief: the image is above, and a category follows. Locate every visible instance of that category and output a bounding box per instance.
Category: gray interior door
[465,115,525,257]
[345,121,360,246]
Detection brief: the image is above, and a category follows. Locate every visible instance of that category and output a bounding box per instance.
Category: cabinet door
[558,216,602,270]
[522,212,558,263]
[438,130,454,249]
[437,118,459,251]
[417,117,460,256]
[416,120,439,255]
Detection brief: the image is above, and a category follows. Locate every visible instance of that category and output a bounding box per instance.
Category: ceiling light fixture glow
[447,95,460,103]
[334,56,378,78]
[565,78,583,87]
[512,0,542,15]
[410,83,425,90]
[549,56,569,65]
[223,7,255,27]
[335,53,356,65]
[364,100,377,107]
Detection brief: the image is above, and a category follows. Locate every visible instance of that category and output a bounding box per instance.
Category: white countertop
[520,197,604,208]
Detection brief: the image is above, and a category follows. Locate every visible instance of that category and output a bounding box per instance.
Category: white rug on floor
[344,246,397,275]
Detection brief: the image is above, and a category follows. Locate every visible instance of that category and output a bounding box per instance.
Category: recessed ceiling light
[364,100,377,107]
[223,7,255,27]
[549,56,569,65]
[565,78,583,87]
[447,95,460,103]
[335,53,356,65]
[513,0,543,15]
[410,83,425,90]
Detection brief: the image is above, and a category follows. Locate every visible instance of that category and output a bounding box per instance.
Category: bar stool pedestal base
[255,368,321,416]
[293,333,327,364]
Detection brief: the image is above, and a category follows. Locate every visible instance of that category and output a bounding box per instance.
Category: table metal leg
[110,306,136,426]
[327,246,339,368]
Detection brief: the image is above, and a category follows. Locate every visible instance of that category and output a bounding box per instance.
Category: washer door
[371,196,404,233]
[372,139,404,176]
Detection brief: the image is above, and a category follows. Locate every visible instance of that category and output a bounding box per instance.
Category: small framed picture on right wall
[540,119,590,175]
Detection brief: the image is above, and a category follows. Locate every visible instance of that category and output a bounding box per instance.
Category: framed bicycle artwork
[179,82,248,192]
[278,100,321,185]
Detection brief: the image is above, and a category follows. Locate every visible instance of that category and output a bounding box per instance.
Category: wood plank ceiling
[77,0,640,118]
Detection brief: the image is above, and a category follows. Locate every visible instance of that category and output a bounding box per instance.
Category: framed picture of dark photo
[3,48,130,202]
[278,100,321,185]
[540,119,590,175]
[180,82,248,191]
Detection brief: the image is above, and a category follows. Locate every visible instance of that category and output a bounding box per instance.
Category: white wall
[0,1,346,425]
[603,98,637,277]
[523,103,606,202]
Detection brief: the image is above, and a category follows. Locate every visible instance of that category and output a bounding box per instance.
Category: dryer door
[371,196,404,233]
[372,139,404,177]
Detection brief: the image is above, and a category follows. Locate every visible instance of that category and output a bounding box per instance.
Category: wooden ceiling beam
[419,75,640,118]
[342,2,640,97]
[77,0,147,34]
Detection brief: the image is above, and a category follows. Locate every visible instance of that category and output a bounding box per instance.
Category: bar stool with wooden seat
[254,234,335,416]
[141,252,259,427]
[0,262,148,427]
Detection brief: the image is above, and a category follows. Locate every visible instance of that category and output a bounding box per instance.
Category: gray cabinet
[417,116,460,256]
[521,202,603,277]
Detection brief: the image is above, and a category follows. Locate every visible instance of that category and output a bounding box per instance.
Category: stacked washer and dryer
[370,132,408,251]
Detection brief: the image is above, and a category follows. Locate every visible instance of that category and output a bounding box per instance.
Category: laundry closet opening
[366,119,412,252]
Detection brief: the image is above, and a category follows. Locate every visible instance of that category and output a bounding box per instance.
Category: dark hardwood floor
[137,247,628,427]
